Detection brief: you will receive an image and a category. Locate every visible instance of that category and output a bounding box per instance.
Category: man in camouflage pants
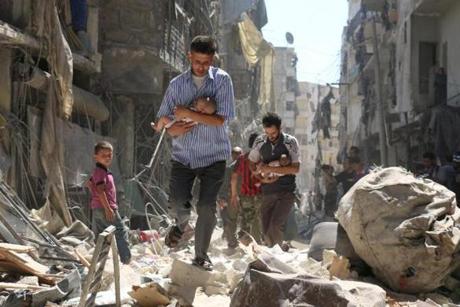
[231,133,263,243]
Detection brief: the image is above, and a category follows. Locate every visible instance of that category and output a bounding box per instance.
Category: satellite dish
[285,32,294,45]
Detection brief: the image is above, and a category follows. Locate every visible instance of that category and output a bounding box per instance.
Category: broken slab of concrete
[337,167,460,293]
[168,259,227,305]
[128,282,170,306]
[32,269,81,307]
[231,269,387,307]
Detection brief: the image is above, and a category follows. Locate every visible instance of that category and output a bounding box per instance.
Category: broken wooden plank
[74,248,91,268]
[0,243,36,253]
[0,249,55,285]
[0,282,48,291]
[0,20,40,49]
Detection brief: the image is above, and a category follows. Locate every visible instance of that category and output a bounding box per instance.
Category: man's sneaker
[192,256,213,271]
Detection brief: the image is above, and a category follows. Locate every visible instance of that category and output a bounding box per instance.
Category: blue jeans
[169,160,225,259]
[70,0,88,32]
[91,208,131,264]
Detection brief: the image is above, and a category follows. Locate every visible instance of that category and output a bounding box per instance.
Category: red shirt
[89,163,118,210]
[236,154,261,196]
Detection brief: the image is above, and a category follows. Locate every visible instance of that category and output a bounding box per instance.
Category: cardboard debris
[328,255,351,280]
[128,282,170,306]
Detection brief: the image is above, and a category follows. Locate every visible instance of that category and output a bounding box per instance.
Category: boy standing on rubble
[87,141,131,264]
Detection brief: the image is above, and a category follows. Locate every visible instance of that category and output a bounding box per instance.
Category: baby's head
[279,154,291,166]
[194,97,216,115]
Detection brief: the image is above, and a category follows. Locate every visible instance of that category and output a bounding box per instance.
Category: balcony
[362,0,385,12]
[415,0,457,15]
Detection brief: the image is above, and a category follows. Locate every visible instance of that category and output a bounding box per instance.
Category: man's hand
[259,175,279,184]
[256,163,272,174]
[104,207,115,222]
[217,199,227,210]
[174,106,192,119]
[166,121,196,137]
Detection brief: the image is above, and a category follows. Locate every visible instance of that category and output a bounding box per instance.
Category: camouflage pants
[220,200,239,248]
[239,195,262,243]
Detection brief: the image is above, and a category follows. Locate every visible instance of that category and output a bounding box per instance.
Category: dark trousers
[70,0,88,32]
[261,191,295,247]
[169,160,225,259]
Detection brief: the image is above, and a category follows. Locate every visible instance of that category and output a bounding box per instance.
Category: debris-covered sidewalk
[0,168,459,306]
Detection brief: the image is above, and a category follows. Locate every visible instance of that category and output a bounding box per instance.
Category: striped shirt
[157,67,235,169]
[235,154,262,196]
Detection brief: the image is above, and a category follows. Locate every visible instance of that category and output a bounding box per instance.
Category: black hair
[321,164,334,172]
[262,112,282,130]
[94,141,113,154]
[195,96,216,107]
[348,156,361,164]
[190,36,218,55]
[422,152,436,161]
[350,146,360,153]
[248,133,259,148]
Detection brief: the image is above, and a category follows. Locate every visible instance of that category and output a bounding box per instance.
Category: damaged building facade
[339,0,460,167]
[0,0,271,229]
[296,83,340,191]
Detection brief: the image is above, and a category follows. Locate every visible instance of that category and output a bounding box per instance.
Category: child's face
[94,149,113,168]
[194,100,216,115]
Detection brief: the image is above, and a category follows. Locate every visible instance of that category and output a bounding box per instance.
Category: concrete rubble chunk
[337,167,460,293]
[32,270,81,307]
[128,282,170,306]
[167,259,227,305]
[231,269,387,307]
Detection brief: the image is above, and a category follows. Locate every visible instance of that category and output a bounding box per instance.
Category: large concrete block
[231,269,387,307]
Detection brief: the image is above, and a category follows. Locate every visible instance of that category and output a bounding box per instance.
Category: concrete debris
[32,269,81,307]
[337,167,460,293]
[0,178,458,306]
[231,269,387,307]
[308,222,359,262]
[128,282,170,306]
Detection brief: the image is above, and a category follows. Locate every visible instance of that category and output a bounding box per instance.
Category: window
[418,42,437,95]
[286,101,295,111]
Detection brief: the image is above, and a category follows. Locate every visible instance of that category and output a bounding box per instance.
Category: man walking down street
[231,133,263,243]
[249,113,300,248]
[218,147,242,249]
[155,36,235,271]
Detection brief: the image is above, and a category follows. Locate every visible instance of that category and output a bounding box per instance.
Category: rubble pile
[0,169,459,306]
[337,167,460,293]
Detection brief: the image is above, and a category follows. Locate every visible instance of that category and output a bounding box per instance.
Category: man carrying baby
[248,112,300,248]
[154,35,235,270]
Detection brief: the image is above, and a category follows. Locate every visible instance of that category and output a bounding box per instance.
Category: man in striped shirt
[231,133,263,243]
[155,36,235,271]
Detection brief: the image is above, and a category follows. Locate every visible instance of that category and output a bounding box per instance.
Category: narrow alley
[0,0,459,306]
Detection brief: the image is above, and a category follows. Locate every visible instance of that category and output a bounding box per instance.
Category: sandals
[192,256,213,271]
[164,225,183,248]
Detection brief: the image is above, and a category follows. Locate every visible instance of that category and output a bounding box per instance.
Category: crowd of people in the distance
[317,147,460,222]
[415,151,460,203]
[318,146,369,219]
